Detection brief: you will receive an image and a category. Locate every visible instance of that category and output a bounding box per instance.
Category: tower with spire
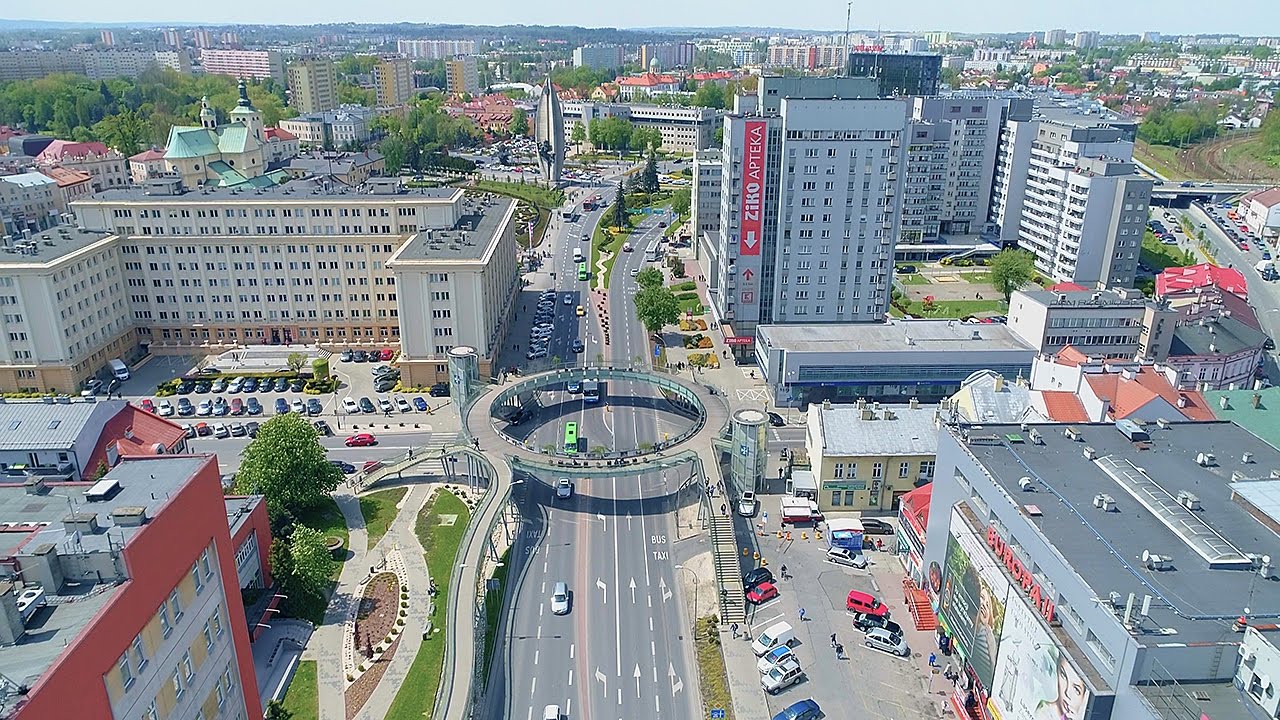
[199,96,216,129]
[228,79,264,141]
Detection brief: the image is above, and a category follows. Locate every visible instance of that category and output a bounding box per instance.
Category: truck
[781,496,822,525]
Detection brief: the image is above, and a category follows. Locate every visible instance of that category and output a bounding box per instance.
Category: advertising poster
[739,120,766,257]
[938,509,1011,691]
[989,596,1093,720]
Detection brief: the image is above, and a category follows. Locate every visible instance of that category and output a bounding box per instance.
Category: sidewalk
[306,491,368,720]
[720,626,772,720]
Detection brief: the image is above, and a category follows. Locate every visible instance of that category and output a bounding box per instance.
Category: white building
[1073,30,1100,49]
[691,149,722,247]
[1006,287,1177,360]
[560,102,719,154]
[1043,29,1067,45]
[279,106,378,147]
[1241,187,1280,243]
[572,44,624,71]
[198,49,286,82]
[0,172,60,235]
[396,39,477,60]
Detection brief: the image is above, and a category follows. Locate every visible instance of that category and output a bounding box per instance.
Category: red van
[846,590,889,618]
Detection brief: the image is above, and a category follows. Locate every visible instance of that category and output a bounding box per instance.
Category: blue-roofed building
[162,81,282,189]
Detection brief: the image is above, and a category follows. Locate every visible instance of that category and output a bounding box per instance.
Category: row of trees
[586,117,663,153]
[1137,101,1223,147]
[375,97,482,173]
[0,68,293,154]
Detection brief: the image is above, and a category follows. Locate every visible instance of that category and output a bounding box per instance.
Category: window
[899,462,910,479]
[191,564,204,594]
[199,548,212,579]
[159,604,172,637]
[831,491,842,506]
[182,651,194,681]
[171,668,184,698]
[131,634,148,672]
[144,701,158,720]
[118,652,134,689]
[203,620,215,652]
[920,460,935,478]
[872,462,883,479]
[833,463,844,478]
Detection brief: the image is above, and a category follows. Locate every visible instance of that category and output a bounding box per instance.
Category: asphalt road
[492,171,699,719]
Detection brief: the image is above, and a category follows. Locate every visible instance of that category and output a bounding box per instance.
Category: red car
[140,398,156,413]
[345,433,378,447]
[379,348,395,361]
[746,581,779,605]
[362,460,384,473]
[230,398,244,416]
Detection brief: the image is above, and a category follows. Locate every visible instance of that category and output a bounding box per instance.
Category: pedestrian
[731,622,740,639]
[720,503,727,515]
[835,642,844,659]
[780,564,788,580]
[929,652,937,667]
[798,607,806,622]
[830,633,838,648]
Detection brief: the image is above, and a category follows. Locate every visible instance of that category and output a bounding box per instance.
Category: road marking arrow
[626,512,632,529]
[629,577,637,604]
[597,512,606,528]
[597,577,607,604]
[595,668,607,697]
[669,663,684,696]
[634,664,642,698]
[659,577,671,603]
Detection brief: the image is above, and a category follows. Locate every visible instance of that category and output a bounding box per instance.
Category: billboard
[989,593,1093,720]
[739,119,766,257]
[938,509,1011,691]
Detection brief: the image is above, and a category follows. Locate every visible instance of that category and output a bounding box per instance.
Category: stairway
[906,586,937,631]
[709,512,746,624]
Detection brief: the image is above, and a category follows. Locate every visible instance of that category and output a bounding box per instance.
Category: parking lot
[736,495,943,720]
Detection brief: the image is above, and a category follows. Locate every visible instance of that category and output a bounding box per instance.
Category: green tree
[610,181,628,228]
[288,525,335,595]
[714,127,724,147]
[233,414,343,521]
[312,357,330,381]
[286,352,307,373]
[90,108,149,156]
[671,187,691,217]
[570,121,586,150]
[693,82,727,110]
[633,285,681,333]
[380,134,409,174]
[509,108,529,137]
[988,249,1036,302]
[337,82,375,106]
[90,460,110,481]
[264,700,293,720]
[635,266,665,289]
[642,152,660,194]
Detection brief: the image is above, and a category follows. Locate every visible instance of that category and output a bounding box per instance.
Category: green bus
[563,422,578,454]
[577,262,589,281]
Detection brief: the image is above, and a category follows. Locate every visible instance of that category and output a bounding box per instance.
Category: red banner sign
[987,525,1056,623]
[724,336,755,346]
[739,120,766,257]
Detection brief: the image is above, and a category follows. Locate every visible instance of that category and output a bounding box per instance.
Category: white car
[556,478,573,499]
[213,422,230,439]
[563,295,573,305]
[378,397,394,414]
[342,397,360,414]
[826,547,869,569]
[395,396,412,413]
[551,581,570,615]
[630,267,639,277]
[291,399,306,414]
[196,400,213,416]
[761,659,804,695]
[738,491,759,517]
[156,399,174,417]
[756,645,797,674]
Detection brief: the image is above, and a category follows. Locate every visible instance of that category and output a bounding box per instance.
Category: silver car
[826,547,869,569]
[551,581,570,615]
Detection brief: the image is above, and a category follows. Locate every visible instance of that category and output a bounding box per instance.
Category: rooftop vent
[111,506,148,528]
[1177,491,1202,511]
[1142,550,1171,571]
[1083,446,1098,460]
[1018,476,1035,491]
[1065,427,1082,442]
[1196,452,1216,467]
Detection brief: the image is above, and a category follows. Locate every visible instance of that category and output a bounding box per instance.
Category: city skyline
[1,0,1276,38]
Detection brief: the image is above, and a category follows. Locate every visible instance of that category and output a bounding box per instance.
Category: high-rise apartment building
[192,29,213,49]
[198,49,285,82]
[99,30,115,46]
[572,44,625,71]
[766,44,849,71]
[287,58,339,114]
[395,39,476,60]
[374,57,415,105]
[445,56,480,95]
[639,42,696,70]
[692,149,722,246]
[846,51,943,96]
[708,76,908,345]
[910,96,1005,236]
[1042,29,1067,46]
[989,104,1150,288]
[1073,31,1100,49]
[0,455,265,720]
[161,28,182,48]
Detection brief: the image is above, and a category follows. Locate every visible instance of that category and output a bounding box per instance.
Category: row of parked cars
[173,375,305,395]
[339,348,396,363]
[143,395,325,418]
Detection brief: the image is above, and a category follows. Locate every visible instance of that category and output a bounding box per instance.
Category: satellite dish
[1142,549,1151,563]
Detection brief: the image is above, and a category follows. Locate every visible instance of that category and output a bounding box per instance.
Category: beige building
[805,399,940,513]
[287,58,339,114]
[198,48,285,82]
[41,166,95,213]
[446,56,480,96]
[374,57,415,105]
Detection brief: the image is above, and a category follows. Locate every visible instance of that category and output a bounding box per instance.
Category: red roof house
[82,404,189,479]
[1156,263,1248,300]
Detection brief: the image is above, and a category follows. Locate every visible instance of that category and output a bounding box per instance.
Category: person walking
[731,622,740,639]
[830,633,838,648]
[798,607,806,622]
[835,642,845,660]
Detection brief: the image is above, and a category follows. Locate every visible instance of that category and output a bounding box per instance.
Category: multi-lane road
[488,177,700,719]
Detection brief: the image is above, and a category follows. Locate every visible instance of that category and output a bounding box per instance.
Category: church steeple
[229,78,263,140]
[199,96,216,129]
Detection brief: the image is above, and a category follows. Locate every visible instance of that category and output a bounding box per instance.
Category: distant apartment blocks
[573,44,625,71]
[0,49,190,81]
[286,58,339,114]
[197,49,286,82]
[374,57,416,105]
[395,39,477,60]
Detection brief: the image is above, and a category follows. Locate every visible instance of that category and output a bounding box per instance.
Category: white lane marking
[655,695,661,713]
[568,669,574,686]
[527,707,532,720]
[649,617,653,632]
[634,664,642,698]
[531,676,537,695]
[595,668,607,697]
[612,474,623,677]
[534,649,539,665]
[752,613,785,631]
[537,625,542,639]
[540,603,544,617]
[566,698,572,716]
[753,597,781,612]
[651,641,656,657]
[570,643,575,659]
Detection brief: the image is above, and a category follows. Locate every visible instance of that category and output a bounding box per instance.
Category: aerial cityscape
[1,9,1280,720]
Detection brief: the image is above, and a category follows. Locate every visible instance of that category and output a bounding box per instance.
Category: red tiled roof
[41,166,93,187]
[1041,390,1090,422]
[1243,187,1280,208]
[129,148,166,162]
[617,72,680,87]
[1055,345,1090,367]
[82,405,187,479]
[1156,263,1248,299]
[899,483,932,537]
[1083,367,1216,422]
[1130,368,1215,421]
[1046,282,1088,292]
[264,127,297,142]
[36,139,112,161]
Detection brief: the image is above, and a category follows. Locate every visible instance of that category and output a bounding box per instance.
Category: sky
[5,0,1275,36]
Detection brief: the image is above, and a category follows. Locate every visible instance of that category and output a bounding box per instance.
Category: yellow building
[805,399,939,513]
[287,57,338,113]
[374,57,415,105]
[446,55,480,96]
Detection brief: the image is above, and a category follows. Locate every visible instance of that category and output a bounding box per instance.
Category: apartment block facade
[286,58,339,114]
[572,44,625,71]
[396,39,476,60]
[910,96,1004,235]
[198,49,286,83]
[445,56,480,96]
[374,58,416,106]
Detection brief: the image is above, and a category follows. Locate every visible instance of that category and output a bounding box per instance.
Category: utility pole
[843,1,852,77]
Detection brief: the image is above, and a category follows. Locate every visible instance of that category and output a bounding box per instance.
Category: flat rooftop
[0,456,212,690]
[955,421,1280,645]
[0,398,119,451]
[758,319,1035,355]
[88,176,460,203]
[389,195,515,263]
[0,226,113,266]
[814,403,940,457]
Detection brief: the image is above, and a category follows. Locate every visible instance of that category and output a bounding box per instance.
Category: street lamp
[673,564,699,628]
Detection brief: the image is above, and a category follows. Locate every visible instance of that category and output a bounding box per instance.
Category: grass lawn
[1134,141,1187,180]
[594,222,632,290]
[282,496,351,624]
[1141,233,1195,270]
[895,273,932,285]
[693,616,734,720]
[481,548,512,682]
[472,179,564,210]
[384,489,472,720]
[892,298,1007,319]
[663,214,689,237]
[279,659,318,720]
[359,487,408,550]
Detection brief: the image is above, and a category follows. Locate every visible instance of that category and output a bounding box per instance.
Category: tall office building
[708,76,910,346]
[446,55,480,95]
[910,96,1005,236]
[572,44,625,71]
[1073,31,1100,49]
[989,104,1150,288]
[846,51,943,96]
[287,58,339,114]
[374,57,415,105]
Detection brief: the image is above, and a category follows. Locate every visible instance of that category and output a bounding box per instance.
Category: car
[156,399,174,417]
[1266,337,1276,351]
[526,349,548,360]
[291,399,306,414]
[176,380,194,395]
[567,338,583,353]
[353,350,369,362]
[229,422,246,437]
[1162,237,1178,245]
[853,611,903,637]
[1240,242,1250,251]
[195,422,212,436]
[575,305,586,317]
[289,379,305,393]
[895,265,917,274]
[658,221,667,228]
[370,364,394,378]
[430,383,450,397]
[543,705,561,720]
[330,460,356,474]
[376,397,393,414]
[563,295,573,305]
[275,398,289,414]
[302,398,320,416]
[246,421,260,438]
[767,411,785,427]
[183,424,197,439]
[212,397,229,416]
[567,379,582,393]
[257,380,275,395]
[313,420,332,436]
[340,349,354,362]
[630,267,639,277]
[861,518,894,535]
[362,460,384,473]
[358,397,375,413]
[757,645,798,674]
[395,396,412,413]
[243,377,259,392]
[196,400,213,416]
[743,567,774,592]
[210,379,228,393]
[762,660,804,695]
[846,589,890,617]
[864,627,910,657]
[551,581,570,615]
[194,381,211,394]
[772,699,822,720]
[1265,252,1273,261]
[1180,181,1195,187]
[227,377,244,393]
[177,398,195,416]
[342,397,360,413]
[345,433,377,447]
[139,398,157,414]
[380,348,395,361]
[274,378,290,392]
[555,478,573,499]
[374,377,397,393]
[746,581,779,605]
[230,398,244,416]
[246,398,263,416]
[738,491,759,517]
[413,396,429,411]
[827,547,869,568]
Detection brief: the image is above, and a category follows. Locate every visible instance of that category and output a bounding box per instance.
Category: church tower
[198,96,216,129]
[228,79,264,141]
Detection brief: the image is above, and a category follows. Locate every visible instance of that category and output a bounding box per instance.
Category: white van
[107,358,130,381]
[572,248,584,263]
[751,621,796,656]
